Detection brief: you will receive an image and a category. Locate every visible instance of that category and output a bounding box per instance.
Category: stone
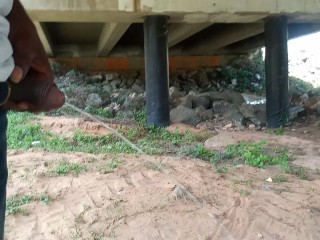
[212,100,237,114]
[179,95,194,109]
[192,96,211,109]
[231,79,237,86]
[123,93,145,111]
[221,89,245,106]
[212,100,244,125]
[110,79,122,89]
[170,106,201,126]
[289,105,305,120]
[194,71,210,87]
[242,93,266,105]
[86,74,104,82]
[195,107,214,121]
[198,91,226,102]
[105,72,119,81]
[103,85,113,93]
[248,124,256,130]
[169,86,184,99]
[85,93,102,107]
[204,132,239,150]
[239,103,266,126]
[131,83,145,94]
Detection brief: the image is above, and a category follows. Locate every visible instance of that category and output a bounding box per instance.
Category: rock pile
[52,59,319,130]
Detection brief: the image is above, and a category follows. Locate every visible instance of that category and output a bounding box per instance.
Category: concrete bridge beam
[97,23,131,56]
[33,21,53,56]
[185,24,264,55]
[168,23,212,48]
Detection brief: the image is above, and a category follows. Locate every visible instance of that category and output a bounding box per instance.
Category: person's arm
[1,0,65,112]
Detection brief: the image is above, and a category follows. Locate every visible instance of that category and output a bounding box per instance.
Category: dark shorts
[0,109,7,240]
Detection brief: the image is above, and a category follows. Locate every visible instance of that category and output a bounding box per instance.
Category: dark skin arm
[3,0,63,112]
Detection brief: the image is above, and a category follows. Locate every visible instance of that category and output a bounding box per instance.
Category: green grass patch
[225,141,289,168]
[84,107,113,118]
[7,111,202,155]
[233,188,251,196]
[97,158,123,174]
[273,174,288,183]
[6,193,52,215]
[232,179,253,186]
[54,160,86,176]
[179,140,289,170]
[288,166,308,180]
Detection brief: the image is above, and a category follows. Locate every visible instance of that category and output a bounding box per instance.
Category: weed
[274,128,285,136]
[144,162,163,172]
[97,158,123,174]
[133,109,147,126]
[232,179,253,186]
[179,144,217,164]
[216,165,228,173]
[316,168,320,175]
[55,161,86,176]
[288,167,308,180]
[91,232,105,240]
[6,193,52,215]
[273,174,288,183]
[225,141,289,168]
[85,107,113,118]
[233,188,251,196]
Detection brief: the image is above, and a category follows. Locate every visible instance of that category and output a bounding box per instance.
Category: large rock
[212,100,238,114]
[192,96,211,109]
[212,100,244,125]
[221,89,245,106]
[304,96,320,110]
[169,86,185,99]
[195,107,214,121]
[239,103,266,126]
[198,91,226,102]
[170,106,201,126]
[178,95,194,109]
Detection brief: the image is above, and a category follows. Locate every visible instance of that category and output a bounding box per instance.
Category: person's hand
[7,0,52,83]
[3,0,64,112]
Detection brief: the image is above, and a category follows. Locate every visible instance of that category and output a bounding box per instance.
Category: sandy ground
[4,116,320,240]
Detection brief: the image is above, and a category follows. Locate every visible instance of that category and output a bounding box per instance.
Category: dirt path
[4,117,320,240]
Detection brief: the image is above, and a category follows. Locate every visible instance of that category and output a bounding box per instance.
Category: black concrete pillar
[265,16,289,128]
[144,16,170,127]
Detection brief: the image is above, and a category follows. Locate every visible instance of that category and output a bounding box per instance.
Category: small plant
[273,174,288,183]
[233,188,251,196]
[6,193,52,215]
[225,141,289,168]
[133,109,147,126]
[233,179,253,186]
[288,167,308,180]
[274,128,285,136]
[55,161,86,176]
[85,107,113,118]
[179,144,217,164]
[98,158,123,174]
[216,165,228,173]
[316,168,320,175]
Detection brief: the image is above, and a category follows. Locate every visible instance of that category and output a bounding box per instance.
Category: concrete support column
[265,16,289,128]
[144,16,170,127]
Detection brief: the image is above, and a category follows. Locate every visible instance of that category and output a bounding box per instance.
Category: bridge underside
[22,0,320,58]
[21,0,320,128]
